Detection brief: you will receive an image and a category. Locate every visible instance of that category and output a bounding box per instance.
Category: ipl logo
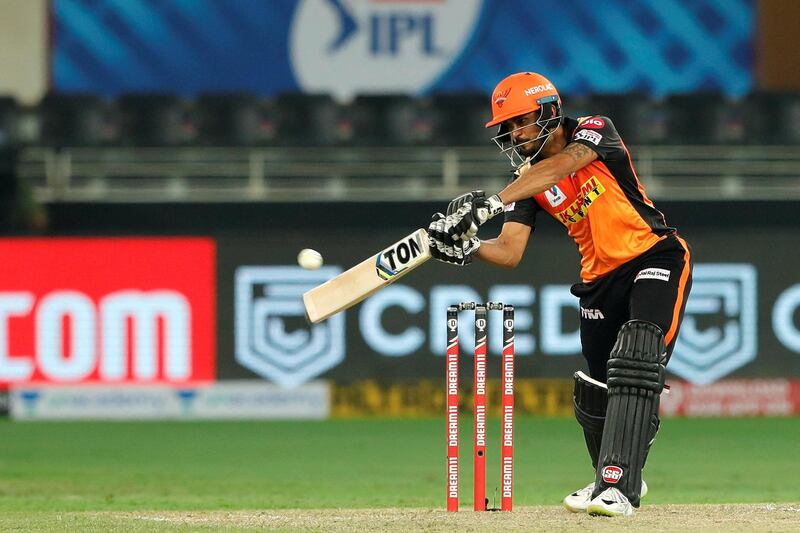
[290,0,486,99]
[669,264,758,385]
[234,266,345,387]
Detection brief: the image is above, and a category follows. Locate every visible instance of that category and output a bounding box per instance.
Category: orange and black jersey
[504,115,676,282]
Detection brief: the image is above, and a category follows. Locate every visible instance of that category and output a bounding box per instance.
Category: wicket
[446,301,515,512]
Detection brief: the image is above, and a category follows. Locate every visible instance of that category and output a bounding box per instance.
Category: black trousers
[570,235,693,381]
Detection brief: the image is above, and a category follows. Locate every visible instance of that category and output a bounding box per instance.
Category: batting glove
[446,190,486,217]
[428,213,477,266]
[447,194,504,241]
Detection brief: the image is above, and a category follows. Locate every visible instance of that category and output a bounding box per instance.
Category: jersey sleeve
[503,196,541,228]
[571,116,625,161]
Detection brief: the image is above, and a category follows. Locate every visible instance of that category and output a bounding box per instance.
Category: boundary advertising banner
[52,0,753,98]
[216,226,800,388]
[0,238,216,385]
[10,381,329,420]
[329,378,800,418]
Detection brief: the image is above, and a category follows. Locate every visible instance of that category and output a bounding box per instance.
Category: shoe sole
[563,501,587,513]
[586,504,632,517]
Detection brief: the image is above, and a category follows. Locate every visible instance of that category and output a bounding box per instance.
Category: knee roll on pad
[573,371,608,468]
[594,320,666,507]
[606,320,666,393]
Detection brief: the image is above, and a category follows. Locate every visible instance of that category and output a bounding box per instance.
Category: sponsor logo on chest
[554,175,606,225]
[544,185,567,207]
[575,129,603,145]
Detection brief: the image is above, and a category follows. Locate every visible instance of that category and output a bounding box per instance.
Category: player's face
[503,110,546,156]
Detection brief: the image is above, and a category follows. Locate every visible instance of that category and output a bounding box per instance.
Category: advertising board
[0,238,216,385]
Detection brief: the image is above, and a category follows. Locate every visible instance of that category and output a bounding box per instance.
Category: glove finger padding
[428,212,476,266]
[446,194,503,242]
[446,193,469,217]
[453,242,471,265]
[447,203,478,241]
[428,213,461,264]
[447,190,486,217]
[429,212,455,247]
[462,237,481,264]
[428,228,446,262]
[449,236,480,266]
[463,236,480,256]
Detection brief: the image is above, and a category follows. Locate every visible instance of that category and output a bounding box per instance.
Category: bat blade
[303,228,431,324]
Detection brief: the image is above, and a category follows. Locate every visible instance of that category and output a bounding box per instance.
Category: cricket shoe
[563,480,647,513]
[586,487,635,517]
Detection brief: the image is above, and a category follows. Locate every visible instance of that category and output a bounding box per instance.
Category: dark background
[41,199,799,383]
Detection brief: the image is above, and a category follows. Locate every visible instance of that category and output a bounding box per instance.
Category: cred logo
[601,465,623,483]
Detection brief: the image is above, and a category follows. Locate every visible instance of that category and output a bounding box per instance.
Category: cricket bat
[303,228,431,324]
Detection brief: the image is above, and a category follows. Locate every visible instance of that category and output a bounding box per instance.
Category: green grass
[0,417,798,513]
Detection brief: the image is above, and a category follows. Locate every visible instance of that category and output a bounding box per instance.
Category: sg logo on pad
[234,266,345,387]
[669,264,757,385]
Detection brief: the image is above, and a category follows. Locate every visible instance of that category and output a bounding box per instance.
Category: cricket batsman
[427,72,693,516]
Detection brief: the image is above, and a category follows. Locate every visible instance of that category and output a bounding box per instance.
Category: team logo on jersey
[555,176,605,225]
[580,117,606,129]
[544,185,567,207]
[575,129,603,145]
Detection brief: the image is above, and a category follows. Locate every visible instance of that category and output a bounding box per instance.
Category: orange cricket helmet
[486,72,563,165]
[486,72,560,128]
